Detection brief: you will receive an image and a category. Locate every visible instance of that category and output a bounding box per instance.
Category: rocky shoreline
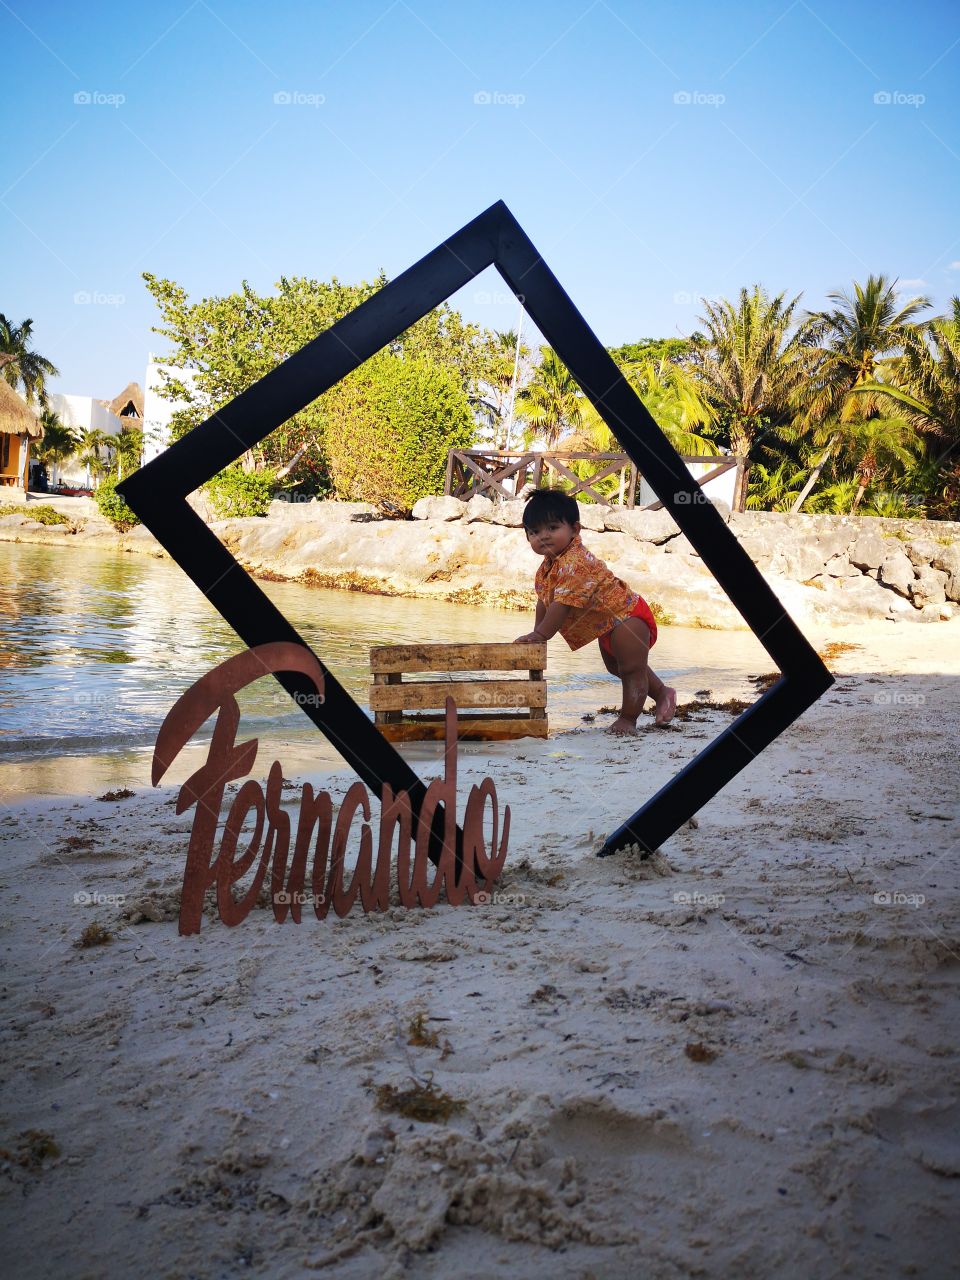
[3,493,959,630]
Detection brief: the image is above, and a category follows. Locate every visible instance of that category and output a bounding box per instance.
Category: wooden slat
[371,642,546,673]
[379,714,549,742]
[370,679,546,711]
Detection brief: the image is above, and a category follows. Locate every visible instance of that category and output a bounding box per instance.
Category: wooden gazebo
[0,380,42,494]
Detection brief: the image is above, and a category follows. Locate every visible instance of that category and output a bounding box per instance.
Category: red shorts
[599,595,658,656]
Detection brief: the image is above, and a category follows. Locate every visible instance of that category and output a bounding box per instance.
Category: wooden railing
[445,449,745,510]
[445,449,639,507]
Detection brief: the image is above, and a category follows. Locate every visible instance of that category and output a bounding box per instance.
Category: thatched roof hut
[105,381,144,423]
[0,380,42,438]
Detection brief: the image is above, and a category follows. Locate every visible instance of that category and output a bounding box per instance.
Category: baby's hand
[514,631,543,645]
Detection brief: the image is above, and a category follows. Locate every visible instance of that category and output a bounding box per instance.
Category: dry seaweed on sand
[406,1012,440,1048]
[750,672,781,694]
[75,922,112,949]
[97,788,135,802]
[0,1129,60,1168]
[818,641,862,663]
[685,1042,718,1063]
[374,1075,465,1124]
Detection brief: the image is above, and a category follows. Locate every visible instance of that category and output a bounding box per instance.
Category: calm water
[0,542,769,796]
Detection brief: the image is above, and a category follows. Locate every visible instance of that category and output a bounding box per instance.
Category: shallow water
[0,542,771,797]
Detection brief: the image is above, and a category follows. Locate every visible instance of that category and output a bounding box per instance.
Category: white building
[46,393,123,488]
[143,355,196,465]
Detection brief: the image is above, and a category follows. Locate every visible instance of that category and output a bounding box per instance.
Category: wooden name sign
[152,643,510,936]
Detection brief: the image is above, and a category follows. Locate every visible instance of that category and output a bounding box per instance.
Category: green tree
[113,428,143,479]
[0,314,59,406]
[76,427,109,489]
[688,286,813,461]
[790,275,931,511]
[34,411,78,488]
[517,347,584,448]
[143,272,495,494]
[323,351,475,513]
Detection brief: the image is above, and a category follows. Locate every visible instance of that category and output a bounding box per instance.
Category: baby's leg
[607,619,675,734]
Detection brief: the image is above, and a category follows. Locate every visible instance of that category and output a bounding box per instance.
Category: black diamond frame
[120,200,832,860]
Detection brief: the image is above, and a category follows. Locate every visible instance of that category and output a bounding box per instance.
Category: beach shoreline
[1,624,958,1276]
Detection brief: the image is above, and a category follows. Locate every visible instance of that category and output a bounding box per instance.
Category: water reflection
[0,541,770,796]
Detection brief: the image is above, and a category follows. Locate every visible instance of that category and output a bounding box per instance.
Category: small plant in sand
[0,502,69,526]
[75,922,112,949]
[374,1075,465,1124]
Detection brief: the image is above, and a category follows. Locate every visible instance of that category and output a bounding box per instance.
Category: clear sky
[2,0,958,398]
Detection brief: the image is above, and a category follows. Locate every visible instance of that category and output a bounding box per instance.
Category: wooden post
[444,449,455,497]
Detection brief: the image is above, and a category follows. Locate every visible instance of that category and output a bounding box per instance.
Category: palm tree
[804,414,920,512]
[687,287,814,507]
[0,314,59,406]
[745,459,805,511]
[34,411,79,488]
[790,275,931,511]
[688,287,813,453]
[76,427,108,489]
[113,428,143,479]
[516,346,583,448]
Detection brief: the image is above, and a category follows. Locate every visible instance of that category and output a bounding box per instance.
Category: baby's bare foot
[654,686,677,726]
[608,716,638,736]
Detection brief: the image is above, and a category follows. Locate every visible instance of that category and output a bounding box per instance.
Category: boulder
[849,532,889,571]
[665,533,697,556]
[820,575,895,621]
[823,554,860,578]
[905,537,938,568]
[603,507,680,544]
[738,528,795,570]
[909,566,948,608]
[463,494,495,523]
[490,498,527,527]
[931,544,960,602]
[781,543,828,583]
[817,527,857,561]
[878,549,916,598]
[576,503,606,532]
[411,496,464,522]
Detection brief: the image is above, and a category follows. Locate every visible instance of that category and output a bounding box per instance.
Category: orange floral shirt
[535,534,639,650]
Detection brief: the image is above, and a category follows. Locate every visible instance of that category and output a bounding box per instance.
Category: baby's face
[525,518,580,558]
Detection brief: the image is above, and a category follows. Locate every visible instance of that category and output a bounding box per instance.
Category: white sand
[1,622,958,1277]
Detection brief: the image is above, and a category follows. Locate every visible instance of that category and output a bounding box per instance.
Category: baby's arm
[515,601,571,644]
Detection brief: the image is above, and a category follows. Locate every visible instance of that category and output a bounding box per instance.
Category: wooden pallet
[370,642,548,741]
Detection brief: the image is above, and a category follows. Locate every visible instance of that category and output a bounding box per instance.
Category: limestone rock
[905,538,938,568]
[878,549,916,598]
[577,503,606,532]
[931,544,960,602]
[665,533,698,556]
[463,494,494,523]
[781,544,827,583]
[490,498,527,527]
[909,566,948,608]
[604,507,680,544]
[849,532,889,571]
[411,496,464,522]
[819,575,894,621]
[823,554,860,578]
[817,527,857,561]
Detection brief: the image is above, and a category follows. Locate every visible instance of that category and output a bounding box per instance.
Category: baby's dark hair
[522,487,580,531]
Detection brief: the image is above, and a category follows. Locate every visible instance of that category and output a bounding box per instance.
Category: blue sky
[2,0,959,398]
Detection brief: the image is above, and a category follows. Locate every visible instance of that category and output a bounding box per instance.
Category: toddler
[514,489,676,735]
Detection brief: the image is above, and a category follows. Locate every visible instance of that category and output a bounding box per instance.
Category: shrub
[0,503,69,526]
[94,477,141,532]
[323,352,474,513]
[204,466,275,518]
